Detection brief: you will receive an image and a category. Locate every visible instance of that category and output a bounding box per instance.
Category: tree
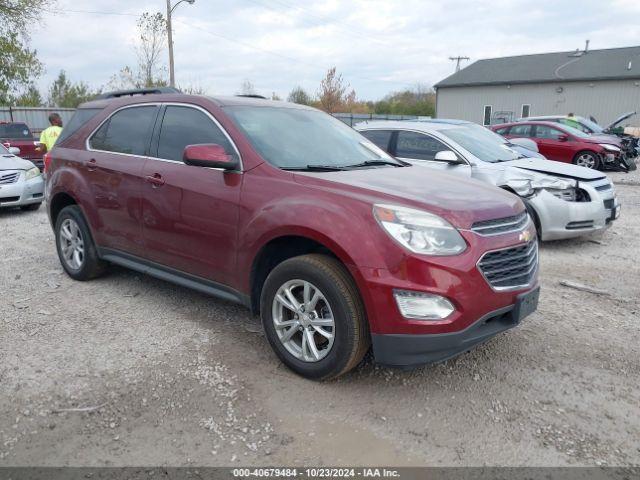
[47,70,96,108]
[239,79,256,96]
[317,67,349,113]
[14,83,42,106]
[136,11,167,88]
[287,86,312,105]
[0,0,51,103]
[375,84,436,116]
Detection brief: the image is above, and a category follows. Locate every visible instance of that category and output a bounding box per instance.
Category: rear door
[393,130,472,176]
[86,104,159,256]
[140,104,242,286]
[532,124,574,162]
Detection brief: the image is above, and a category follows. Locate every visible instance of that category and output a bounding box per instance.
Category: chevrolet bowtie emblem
[519,230,533,242]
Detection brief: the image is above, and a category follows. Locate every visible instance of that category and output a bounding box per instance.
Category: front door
[140,104,242,287]
[85,105,159,257]
[393,130,472,176]
[532,125,575,163]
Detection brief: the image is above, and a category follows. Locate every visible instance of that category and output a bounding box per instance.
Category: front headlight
[599,144,621,152]
[25,167,41,180]
[373,204,467,255]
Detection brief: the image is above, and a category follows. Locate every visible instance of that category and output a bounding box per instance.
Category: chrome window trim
[85,102,244,171]
[471,213,531,237]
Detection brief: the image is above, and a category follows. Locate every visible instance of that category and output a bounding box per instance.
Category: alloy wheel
[271,279,335,362]
[59,218,85,270]
[576,153,597,169]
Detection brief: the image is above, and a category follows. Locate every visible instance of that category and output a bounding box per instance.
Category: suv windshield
[441,124,522,163]
[225,106,401,169]
[0,123,33,140]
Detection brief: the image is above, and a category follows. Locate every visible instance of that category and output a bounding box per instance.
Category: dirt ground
[1,169,639,467]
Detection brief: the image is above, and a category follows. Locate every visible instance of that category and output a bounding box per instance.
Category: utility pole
[167,0,195,88]
[449,56,470,72]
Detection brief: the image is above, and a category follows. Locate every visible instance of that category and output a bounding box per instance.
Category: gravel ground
[1,169,639,467]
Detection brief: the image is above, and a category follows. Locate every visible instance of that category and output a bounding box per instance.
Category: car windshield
[440,124,522,163]
[577,117,604,133]
[0,123,33,139]
[225,106,401,169]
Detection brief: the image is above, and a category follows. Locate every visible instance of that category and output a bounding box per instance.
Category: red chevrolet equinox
[46,89,539,379]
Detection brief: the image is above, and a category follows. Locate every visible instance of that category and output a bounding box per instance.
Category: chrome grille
[471,211,529,236]
[0,171,20,184]
[478,241,538,290]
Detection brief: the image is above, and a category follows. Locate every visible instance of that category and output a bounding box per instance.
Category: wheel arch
[49,191,79,227]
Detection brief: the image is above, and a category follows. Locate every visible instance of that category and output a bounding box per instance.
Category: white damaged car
[357,119,620,241]
[0,143,44,211]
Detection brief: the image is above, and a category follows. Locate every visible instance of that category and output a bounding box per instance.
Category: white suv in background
[357,119,620,241]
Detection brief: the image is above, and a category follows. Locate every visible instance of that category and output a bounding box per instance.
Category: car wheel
[20,203,42,211]
[55,205,107,280]
[573,151,600,170]
[260,254,369,380]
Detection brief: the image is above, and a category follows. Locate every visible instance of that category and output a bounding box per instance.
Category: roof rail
[93,87,182,100]
[235,94,268,99]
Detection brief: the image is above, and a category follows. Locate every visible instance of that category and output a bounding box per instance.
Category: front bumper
[0,175,45,207]
[530,183,620,241]
[372,287,539,367]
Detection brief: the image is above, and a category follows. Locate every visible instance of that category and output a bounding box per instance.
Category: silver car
[356,119,620,241]
[0,144,45,211]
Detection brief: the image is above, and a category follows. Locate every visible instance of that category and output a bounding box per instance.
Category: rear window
[56,108,102,144]
[0,123,33,140]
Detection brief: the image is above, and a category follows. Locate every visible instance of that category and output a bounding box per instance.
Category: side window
[157,106,236,162]
[360,130,393,152]
[509,124,532,136]
[494,127,510,135]
[558,118,588,133]
[483,105,492,126]
[534,125,563,140]
[396,131,452,161]
[90,106,157,155]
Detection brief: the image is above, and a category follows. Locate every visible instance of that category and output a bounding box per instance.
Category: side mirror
[434,150,462,164]
[8,146,21,155]
[557,134,569,142]
[183,144,238,170]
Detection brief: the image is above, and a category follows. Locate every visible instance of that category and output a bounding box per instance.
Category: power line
[243,0,388,46]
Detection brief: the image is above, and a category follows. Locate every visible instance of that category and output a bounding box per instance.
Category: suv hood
[293,166,522,229]
[502,158,604,180]
[0,154,34,171]
[604,111,636,131]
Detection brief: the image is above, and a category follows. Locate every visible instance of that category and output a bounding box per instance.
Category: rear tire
[260,254,369,380]
[573,150,600,170]
[20,203,41,211]
[55,205,107,281]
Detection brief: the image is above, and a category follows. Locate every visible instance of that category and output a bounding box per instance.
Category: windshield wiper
[344,159,405,168]
[281,164,347,171]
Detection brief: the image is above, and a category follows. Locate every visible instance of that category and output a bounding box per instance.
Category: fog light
[393,290,455,320]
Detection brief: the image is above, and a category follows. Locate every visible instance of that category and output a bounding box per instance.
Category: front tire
[573,150,600,170]
[260,254,369,380]
[55,205,107,281]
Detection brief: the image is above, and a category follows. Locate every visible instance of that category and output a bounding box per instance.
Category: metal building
[434,45,640,127]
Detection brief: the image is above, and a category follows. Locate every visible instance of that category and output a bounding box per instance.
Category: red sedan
[491,121,623,170]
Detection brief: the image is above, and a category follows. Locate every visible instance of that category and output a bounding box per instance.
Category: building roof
[435,46,640,88]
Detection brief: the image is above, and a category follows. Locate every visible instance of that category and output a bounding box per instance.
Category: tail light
[43,152,52,172]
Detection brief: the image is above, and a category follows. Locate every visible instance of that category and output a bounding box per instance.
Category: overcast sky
[31,0,640,100]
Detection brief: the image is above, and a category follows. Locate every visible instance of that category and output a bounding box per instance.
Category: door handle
[86,158,97,172]
[145,173,165,188]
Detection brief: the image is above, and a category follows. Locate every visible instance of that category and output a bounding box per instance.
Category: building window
[483,105,492,126]
[521,104,531,118]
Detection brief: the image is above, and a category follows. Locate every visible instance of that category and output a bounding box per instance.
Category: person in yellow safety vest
[39,113,63,152]
[565,113,581,130]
